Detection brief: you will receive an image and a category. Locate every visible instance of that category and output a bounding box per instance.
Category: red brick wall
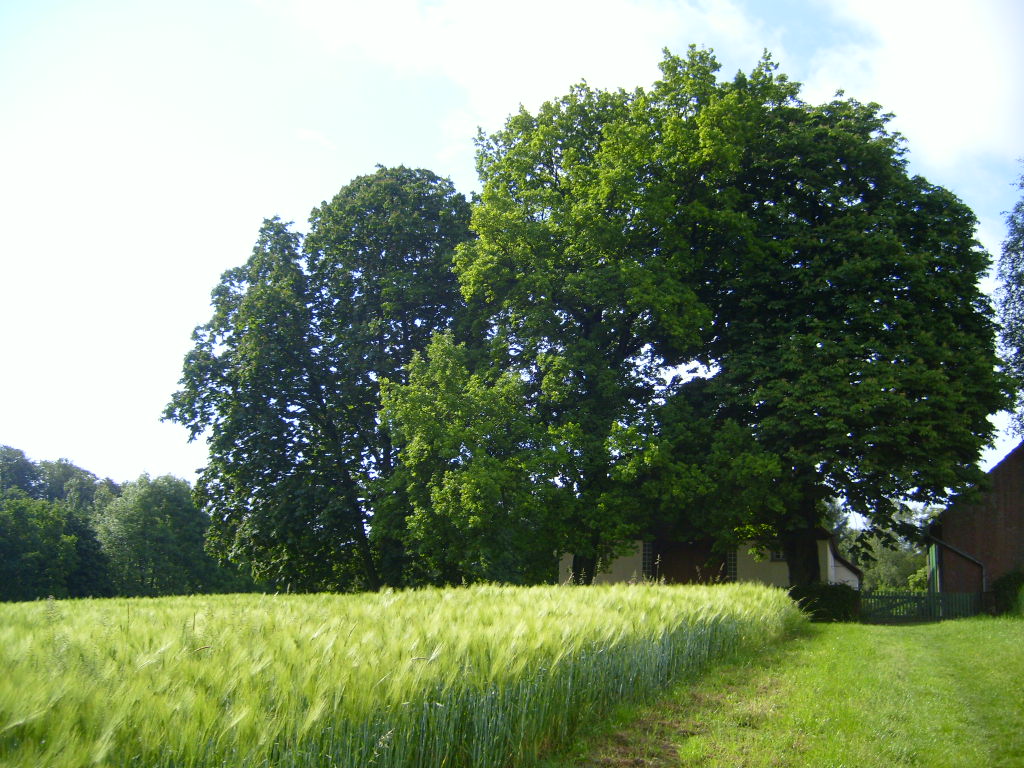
[940,443,1024,592]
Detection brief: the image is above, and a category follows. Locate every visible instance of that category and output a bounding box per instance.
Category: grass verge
[542,617,1024,768]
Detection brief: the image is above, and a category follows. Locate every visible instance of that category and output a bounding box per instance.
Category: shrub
[789,583,860,622]
[991,569,1024,615]
[907,564,929,591]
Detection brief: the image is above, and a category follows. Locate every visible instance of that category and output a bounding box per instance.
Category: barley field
[0,583,804,767]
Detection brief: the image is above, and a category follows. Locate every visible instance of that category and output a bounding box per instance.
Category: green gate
[860,590,981,622]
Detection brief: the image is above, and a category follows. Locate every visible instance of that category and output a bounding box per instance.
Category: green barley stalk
[0,582,804,767]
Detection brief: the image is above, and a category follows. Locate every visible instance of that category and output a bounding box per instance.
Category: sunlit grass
[0,583,803,767]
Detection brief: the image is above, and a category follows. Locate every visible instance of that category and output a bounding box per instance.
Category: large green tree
[442,84,711,582]
[166,166,471,590]
[393,48,1007,586]
[601,49,1009,583]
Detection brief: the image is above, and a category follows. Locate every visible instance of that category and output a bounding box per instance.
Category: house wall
[827,549,861,588]
[735,547,789,587]
[559,538,859,588]
[737,540,859,588]
[938,442,1024,592]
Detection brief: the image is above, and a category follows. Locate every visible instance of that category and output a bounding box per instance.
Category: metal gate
[860,590,981,622]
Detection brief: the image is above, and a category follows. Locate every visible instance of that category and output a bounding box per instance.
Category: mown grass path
[546,617,1024,768]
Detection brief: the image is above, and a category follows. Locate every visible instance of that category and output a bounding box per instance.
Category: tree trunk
[354,528,382,591]
[570,554,597,585]
[782,526,821,587]
[375,532,407,588]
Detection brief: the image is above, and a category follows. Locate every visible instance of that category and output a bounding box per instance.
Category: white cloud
[804,0,1023,173]
[269,0,777,174]
[296,127,338,152]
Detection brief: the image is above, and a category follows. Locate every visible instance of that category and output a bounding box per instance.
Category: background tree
[94,474,219,596]
[857,539,927,590]
[61,509,114,597]
[0,445,42,497]
[166,166,471,591]
[997,169,1024,430]
[34,458,117,596]
[0,444,250,600]
[0,490,78,601]
[35,458,120,510]
[829,502,930,590]
[0,447,114,599]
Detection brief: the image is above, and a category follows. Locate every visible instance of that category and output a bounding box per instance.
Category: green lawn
[544,617,1024,768]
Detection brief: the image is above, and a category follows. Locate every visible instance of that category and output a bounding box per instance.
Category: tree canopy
[997,170,1024,431]
[0,446,247,601]
[624,50,1008,582]
[94,474,224,596]
[446,83,702,581]
[386,47,1007,585]
[165,166,472,591]
[381,332,560,584]
[166,49,1007,589]
[0,446,113,600]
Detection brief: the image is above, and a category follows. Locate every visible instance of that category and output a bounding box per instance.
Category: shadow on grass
[536,625,821,768]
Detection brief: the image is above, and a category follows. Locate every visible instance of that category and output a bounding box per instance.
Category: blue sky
[1,0,1022,482]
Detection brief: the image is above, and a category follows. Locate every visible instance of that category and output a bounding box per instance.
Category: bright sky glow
[1,0,1022,482]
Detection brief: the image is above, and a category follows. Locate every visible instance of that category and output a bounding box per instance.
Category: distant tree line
[165,48,1010,592]
[827,502,929,591]
[0,445,253,601]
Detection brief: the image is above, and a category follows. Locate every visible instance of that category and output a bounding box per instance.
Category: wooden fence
[859,590,981,622]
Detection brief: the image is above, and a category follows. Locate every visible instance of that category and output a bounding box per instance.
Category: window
[641,541,655,579]
[725,550,737,582]
[770,549,786,562]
